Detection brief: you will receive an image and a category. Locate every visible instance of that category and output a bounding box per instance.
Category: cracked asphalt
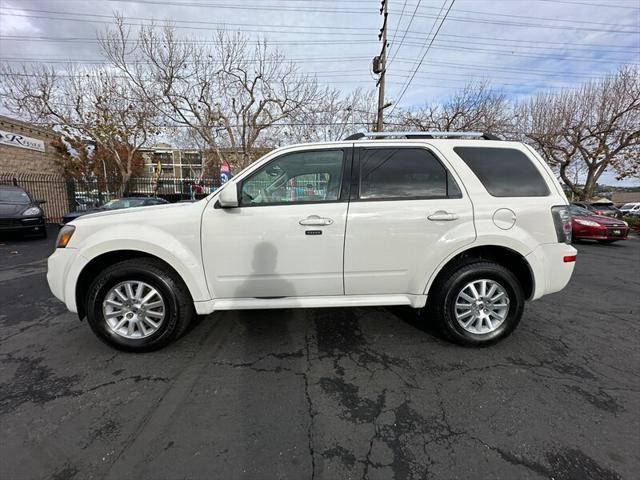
[1,227,639,480]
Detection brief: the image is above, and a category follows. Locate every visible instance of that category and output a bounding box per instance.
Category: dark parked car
[569,204,629,243]
[571,202,623,219]
[0,185,47,238]
[59,197,169,227]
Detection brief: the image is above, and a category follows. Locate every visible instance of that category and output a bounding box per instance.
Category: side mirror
[36,199,47,204]
[218,184,239,208]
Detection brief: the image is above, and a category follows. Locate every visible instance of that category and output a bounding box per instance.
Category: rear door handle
[427,211,459,222]
[299,215,334,226]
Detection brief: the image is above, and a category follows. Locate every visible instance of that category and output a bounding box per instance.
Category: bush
[624,215,640,230]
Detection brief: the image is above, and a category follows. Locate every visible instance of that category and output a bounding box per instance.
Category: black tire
[39,226,48,239]
[85,258,195,352]
[425,261,525,347]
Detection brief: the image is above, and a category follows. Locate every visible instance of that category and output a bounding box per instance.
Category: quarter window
[240,150,344,206]
[359,148,461,200]
[454,147,550,197]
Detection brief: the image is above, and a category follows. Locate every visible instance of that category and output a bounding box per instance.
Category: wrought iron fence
[1,173,221,222]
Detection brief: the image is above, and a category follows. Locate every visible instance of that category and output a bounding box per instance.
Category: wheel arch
[425,244,535,301]
[75,249,201,319]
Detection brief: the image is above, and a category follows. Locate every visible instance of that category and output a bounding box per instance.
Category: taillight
[551,206,572,244]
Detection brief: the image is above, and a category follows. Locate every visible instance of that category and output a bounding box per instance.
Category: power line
[0,65,616,82]
[18,0,639,27]
[0,35,633,63]
[388,0,408,51]
[1,6,637,34]
[386,0,421,68]
[2,56,634,78]
[391,0,456,112]
[419,3,639,27]
[0,68,614,88]
[1,32,635,53]
[537,0,640,10]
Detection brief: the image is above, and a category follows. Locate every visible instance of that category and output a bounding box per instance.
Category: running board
[194,294,427,314]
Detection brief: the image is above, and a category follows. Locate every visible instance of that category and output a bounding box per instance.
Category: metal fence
[1,173,221,222]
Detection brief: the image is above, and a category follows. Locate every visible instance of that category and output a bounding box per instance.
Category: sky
[0,0,638,185]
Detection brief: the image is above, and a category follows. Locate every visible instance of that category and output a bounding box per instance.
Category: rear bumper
[526,243,577,300]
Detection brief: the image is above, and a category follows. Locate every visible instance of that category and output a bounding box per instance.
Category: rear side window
[359,148,462,200]
[454,147,550,197]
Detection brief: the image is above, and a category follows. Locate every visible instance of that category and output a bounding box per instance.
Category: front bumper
[526,243,577,300]
[47,247,87,313]
[573,225,629,241]
[0,216,46,233]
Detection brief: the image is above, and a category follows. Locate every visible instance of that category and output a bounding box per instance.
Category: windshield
[570,205,592,216]
[101,198,146,210]
[621,203,638,210]
[0,189,31,204]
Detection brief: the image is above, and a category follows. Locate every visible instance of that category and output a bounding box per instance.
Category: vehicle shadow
[384,304,449,342]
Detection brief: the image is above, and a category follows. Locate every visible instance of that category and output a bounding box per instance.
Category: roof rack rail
[343,131,501,141]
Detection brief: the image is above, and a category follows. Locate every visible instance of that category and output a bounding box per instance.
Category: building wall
[0,115,62,175]
[0,115,69,220]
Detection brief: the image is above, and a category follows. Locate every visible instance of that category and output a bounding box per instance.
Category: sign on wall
[0,129,46,152]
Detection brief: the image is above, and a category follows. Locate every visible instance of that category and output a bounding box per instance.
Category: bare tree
[518,66,640,200]
[0,64,155,189]
[100,17,321,171]
[283,88,377,143]
[398,82,513,134]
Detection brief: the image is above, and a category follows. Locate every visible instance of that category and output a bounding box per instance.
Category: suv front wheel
[426,261,524,346]
[85,258,194,352]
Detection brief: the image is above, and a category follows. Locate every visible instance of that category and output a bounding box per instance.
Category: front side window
[359,148,461,200]
[454,147,550,197]
[240,150,344,206]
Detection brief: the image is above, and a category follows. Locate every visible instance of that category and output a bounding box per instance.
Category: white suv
[47,132,577,351]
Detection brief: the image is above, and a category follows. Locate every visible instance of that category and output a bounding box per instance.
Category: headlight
[23,207,41,216]
[575,219,601,227]
[56,225,76,248]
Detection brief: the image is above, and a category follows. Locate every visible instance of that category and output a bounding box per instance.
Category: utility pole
[374,0,390,132]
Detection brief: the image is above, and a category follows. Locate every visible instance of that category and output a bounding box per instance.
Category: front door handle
[299,215,334,226]
[428,211,459,222]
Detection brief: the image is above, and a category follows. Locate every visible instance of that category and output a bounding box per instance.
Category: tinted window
[241,150,344,206]
[454,147,550,197]
[359,148,461,200]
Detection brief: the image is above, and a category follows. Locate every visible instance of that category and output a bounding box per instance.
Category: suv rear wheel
[426,261,524,346]
[85,258,194,352]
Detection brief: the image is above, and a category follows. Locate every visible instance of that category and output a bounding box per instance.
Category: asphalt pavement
[0,226,639,480]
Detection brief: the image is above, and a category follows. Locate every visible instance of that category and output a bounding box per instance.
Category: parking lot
[0,227,638,480]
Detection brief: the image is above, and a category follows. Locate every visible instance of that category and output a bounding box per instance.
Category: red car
[569,205,629,243]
